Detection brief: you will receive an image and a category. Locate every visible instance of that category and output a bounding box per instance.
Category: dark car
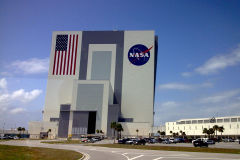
[193,139,208,147]
[134,139,146,145]
[118,138,131,144]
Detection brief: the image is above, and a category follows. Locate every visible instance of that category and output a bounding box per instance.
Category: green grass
[0,144,83,160]
[42,140,83,144]
[89,144,240,154]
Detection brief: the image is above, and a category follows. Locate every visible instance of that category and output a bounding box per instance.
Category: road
[1,140,240,160]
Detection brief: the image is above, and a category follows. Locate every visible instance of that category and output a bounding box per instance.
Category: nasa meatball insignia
[128,44,153,66]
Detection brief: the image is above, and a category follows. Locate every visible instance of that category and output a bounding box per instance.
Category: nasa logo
[128,44,153,66]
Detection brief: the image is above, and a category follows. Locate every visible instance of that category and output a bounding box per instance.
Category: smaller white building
[165,116,240,136]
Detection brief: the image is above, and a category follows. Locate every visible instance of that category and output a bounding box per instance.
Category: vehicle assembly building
[29,30,158,138]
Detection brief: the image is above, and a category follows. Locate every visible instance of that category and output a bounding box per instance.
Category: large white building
[165,116,240,137]
[29,30,158,138]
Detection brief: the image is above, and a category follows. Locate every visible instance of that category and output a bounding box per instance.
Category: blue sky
[0,0,240,129]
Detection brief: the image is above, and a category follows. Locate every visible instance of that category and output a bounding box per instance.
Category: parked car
[147,138,157,144]
[222,138,234,142]
[126,138,137,144]
[81,138,89,142]
[206,140,215,145]
[169,138,177,143]
[162,139,171,144]
[133,139,146,145]
[0,136,6,140]
[175,138,185,143]
[89,138,98,143]
[118,138,128,144]
[193,139,208,147]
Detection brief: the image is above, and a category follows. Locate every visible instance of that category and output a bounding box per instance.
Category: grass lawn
[42,140,83,144]
[0,144,83,160]
[89,144,240,154]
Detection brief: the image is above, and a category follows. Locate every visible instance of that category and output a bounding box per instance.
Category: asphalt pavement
[0,140,240,160]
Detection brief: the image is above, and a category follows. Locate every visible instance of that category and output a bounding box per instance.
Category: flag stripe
[52,50,57,75]
[66,35,72,75]
[70,35,75,75]
[59,50,64,75]
[63,49,67,75]
[56,51,60,75]
[73,34,78,75]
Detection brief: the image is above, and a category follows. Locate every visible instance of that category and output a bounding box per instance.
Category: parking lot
[1,140,240,160]
[148,141,240,149]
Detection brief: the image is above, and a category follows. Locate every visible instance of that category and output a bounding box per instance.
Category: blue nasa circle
[128,44,151,66]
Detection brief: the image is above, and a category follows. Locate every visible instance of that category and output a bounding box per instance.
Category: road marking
[129,155,144,160]
[152,157,163,160]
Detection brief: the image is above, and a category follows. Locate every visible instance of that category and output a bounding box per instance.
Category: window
[231,118,237,122]
[180,121,185,124]
[195,126,197,130]
[229,124,231,129]
[91,51,112,80]
[118,118,133,122]
[204,120,210,123]
[50,118,59,122]
[192,120,197,124]
[224,118,230,122]
[186,121,191,124]
[198,120,203,124]
[238,118,240,122]
[217,119,223,123]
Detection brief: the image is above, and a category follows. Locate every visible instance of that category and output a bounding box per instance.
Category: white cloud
[195,44,240,75]
[158,82,213,90]
[161,101,179,108]
[154,89,240,125]
[181,72,192,77]
[0,89,42,112]
[10,108,25,114]
[0,78,7,89]
[159,83,193,90]
[199,89,240,103]
[11,89,42,103]
[11,58,49,74]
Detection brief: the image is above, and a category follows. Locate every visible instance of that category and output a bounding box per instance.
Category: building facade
[165,116,240,137]
[29,30,158,138]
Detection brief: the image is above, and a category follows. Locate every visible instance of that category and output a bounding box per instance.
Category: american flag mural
[52,34,79,75]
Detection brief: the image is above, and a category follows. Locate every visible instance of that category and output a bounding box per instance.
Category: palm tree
[47,129,52,137]
[110,122,117,143]
[169,131,173,137]
[203,128,208,138]
[96,129,100,134]
[218,126,224,137]
[182,132,186,139]
[179,130,183,137]
[208,128,214,138]
[116,123,124,139]
[136,129,139,137]
[22,127,25,134]
[160,131,166,137]
[213,125,219,138]
[17,127,22,137]
[157,130,161,136]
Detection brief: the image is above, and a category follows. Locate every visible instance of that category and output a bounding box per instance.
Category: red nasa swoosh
[141,46,153,54]
[131,46,153,63]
